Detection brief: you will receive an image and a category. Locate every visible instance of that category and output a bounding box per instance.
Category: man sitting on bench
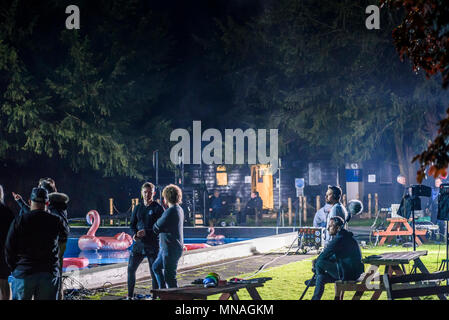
[305,216,364,300]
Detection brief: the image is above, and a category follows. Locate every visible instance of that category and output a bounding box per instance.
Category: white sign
[368,174,376,183]
[296,187,304,197]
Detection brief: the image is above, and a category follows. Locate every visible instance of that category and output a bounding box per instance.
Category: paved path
[70,251,314,300]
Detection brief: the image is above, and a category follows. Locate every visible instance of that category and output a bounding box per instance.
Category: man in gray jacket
[323,186,348,246]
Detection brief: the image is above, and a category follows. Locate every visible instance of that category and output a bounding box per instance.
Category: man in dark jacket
[12,178,70,299]
[240,191,263,225]
[0,184,15,300]
[153,184,184,289]
[5,187,68,300]
[127,182,164,299]
[208,190,225,225]
[306,216,364,300]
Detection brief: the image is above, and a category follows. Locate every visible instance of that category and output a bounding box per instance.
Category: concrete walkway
[69,251,314,300]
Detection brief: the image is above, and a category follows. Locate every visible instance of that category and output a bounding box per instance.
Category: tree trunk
[394,131,418,186]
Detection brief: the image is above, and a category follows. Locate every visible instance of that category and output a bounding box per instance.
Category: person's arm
[145,205,164,235]
[153,208,172,235]
[58,215,69,242]
[13,194,30,214]
[129,205,139,236]
[5,217,20,271]
[317,235,341,262]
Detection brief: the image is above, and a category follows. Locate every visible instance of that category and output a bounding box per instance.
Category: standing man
[12,178,69,299]
[0,184,15,300]
[127,182,164,299]
[152,184,184,289]
[5,187,68,300]
[324,185,348,246]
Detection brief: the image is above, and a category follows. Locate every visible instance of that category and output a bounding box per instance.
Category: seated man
[208,190,225,225]
[240,191,263,225]
[306,216,364,300]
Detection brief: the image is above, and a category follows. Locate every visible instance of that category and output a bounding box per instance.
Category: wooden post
[316,195,321,212]
[288,197,292,226]
[131,198,136,212]
[368,193,372,219]
[236,197,241,212]
[342,194,347,207]
[303,196,307,223]
[109,198,114,225]
[375,193,379,217]
[299,196,302,225]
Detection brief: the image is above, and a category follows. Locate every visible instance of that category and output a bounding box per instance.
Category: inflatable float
[78,210,133,251]
[206,227,225,240]
[183,243,210,251]
[63,257,89,270]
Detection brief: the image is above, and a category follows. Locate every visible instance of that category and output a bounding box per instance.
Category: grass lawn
[208,243,447,300]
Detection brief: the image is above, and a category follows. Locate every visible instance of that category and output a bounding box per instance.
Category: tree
[207,0,448,184]
[0,0,174,178]
[380,0,449,183]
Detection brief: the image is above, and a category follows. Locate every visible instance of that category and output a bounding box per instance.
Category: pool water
[63,237,250,268]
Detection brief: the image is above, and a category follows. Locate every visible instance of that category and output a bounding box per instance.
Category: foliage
[381,0,449,183]
[0,0,174,178]
[207,0,448,183]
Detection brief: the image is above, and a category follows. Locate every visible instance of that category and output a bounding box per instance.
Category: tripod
[438,221,449,286]
[299,273,316,300]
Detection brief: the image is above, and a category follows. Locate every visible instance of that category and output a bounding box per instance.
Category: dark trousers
[12,272,59,300]
[312,259,340,300]
[127,243,159,297]
[152,248,183,289]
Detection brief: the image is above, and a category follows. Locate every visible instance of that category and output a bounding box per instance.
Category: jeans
[312,259,340,300]
[127,243,159,297]
[12,272,59,300]
[152,248,183,289]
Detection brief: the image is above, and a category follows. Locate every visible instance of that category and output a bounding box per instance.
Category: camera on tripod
[397,185,431,219]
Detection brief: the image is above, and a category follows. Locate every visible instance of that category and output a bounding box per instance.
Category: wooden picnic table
[372,218,427,246]
[151,282,266,300]
[345,250,446,300]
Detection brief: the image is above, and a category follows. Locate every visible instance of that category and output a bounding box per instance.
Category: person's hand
[12,192,22,201]
[136,230,145,238]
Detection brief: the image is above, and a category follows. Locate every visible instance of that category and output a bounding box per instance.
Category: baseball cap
[30,187,49,204]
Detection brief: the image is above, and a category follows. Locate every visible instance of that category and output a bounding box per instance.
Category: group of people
[127,182,184,299]
[308,185,364,300]
[0,178,69,300]
[0,179,185,300]
[0,179,368,300]
[207,189,263,226]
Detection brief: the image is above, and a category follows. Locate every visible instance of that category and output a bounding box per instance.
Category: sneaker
[304,278,316,287]
[123,296,135,300]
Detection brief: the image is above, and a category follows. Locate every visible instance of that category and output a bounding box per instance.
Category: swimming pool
[63,237,251,268]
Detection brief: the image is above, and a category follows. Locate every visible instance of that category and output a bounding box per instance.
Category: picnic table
[372,218,427,246]
[336,250,438,300]
[151,282,267,300]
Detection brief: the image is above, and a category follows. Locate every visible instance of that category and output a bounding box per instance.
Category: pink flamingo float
[78,210,133,251]
[206,227,225,240]
[183,243,210,251]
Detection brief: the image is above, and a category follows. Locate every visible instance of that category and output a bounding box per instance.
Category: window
[216,165,228,186]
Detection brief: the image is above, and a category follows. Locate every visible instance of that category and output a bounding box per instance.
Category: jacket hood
[48,192,69,204]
